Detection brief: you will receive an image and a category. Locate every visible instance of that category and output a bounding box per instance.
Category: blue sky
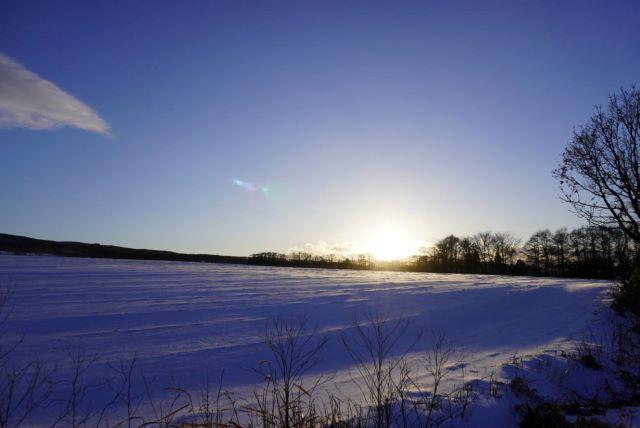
[1,1,639,256]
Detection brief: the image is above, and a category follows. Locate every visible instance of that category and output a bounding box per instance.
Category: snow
[0,254,614,425]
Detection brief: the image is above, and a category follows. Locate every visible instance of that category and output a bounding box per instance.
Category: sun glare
[365,224,417,261]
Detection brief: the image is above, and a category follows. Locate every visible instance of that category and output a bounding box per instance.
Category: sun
[365,224,417,261]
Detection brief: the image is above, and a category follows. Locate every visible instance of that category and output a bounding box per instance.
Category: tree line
[249,226,637,280]
[248,251,377,270]
[418,226,636,278]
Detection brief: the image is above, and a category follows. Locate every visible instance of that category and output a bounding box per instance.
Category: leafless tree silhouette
[555,86,640,243]
[0,286,54,427]
[252,316,328,428]
[341,312,420,428]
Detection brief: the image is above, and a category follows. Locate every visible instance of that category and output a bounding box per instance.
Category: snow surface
[0,254,613,425]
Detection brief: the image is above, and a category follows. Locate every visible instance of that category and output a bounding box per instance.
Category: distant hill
[0,233,248,265]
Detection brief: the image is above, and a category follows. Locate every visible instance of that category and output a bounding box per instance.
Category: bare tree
[252,316,328,428]
[532,230,553,276]
[423,333,453,426]
[102,357,147,427]
[432,235,460,269]
[524,233,543,275]
[341,312,420,428]
[555,86,640,244]
[473,232,495,265]
[553,228,569,277]
[187,370,239,427]
[51,347,101,427]
[491,232,520,266]
[0,286,54,427]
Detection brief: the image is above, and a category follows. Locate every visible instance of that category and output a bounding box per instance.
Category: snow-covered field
[0,254,614,425]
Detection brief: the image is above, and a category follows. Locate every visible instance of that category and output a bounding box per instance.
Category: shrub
[518,403,569,428]
[613,263,640,316]
[573,417,625,428]
[510,376,531,396]
[578,354,603,371]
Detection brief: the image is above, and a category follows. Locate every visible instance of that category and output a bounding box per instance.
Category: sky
[1,1,639,258]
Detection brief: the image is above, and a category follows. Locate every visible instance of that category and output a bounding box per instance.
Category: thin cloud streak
[289,239,433,258]
[0,53,109,134]
[288,240,366,257]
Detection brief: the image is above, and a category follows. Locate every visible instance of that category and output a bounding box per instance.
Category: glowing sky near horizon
[1,1,639,257]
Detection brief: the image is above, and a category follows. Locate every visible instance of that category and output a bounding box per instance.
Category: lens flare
[232,179,257,192]
[232,179,275,199]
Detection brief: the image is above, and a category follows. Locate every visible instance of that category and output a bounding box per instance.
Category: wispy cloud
[0,53,109,134]
[289,239,433,258]
[288,240,366,257]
